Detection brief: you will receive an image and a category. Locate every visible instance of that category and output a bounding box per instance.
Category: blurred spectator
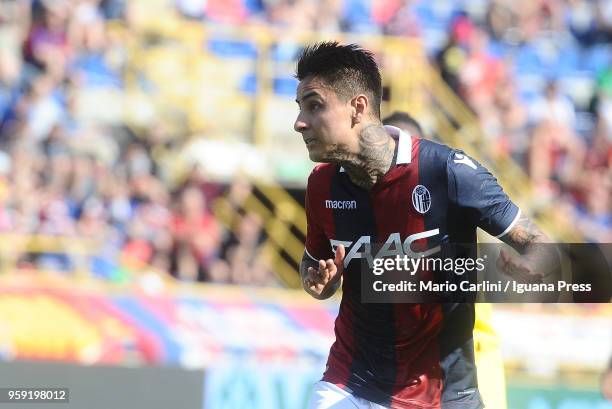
[461,26,505,110]
[216,211,275,286]
[490,76,529,160]
[100,0,127,20]
[171,186,220,281]
[176,0,207,20]
[594,0,612,43]
[530,80,575,129]
[382,111,424,137]
[23,1,71,78]
[529,81,585,197]
[382,0,421,37]
[435,16,472,96]
[205,0,250,25]
[563,168,612,243]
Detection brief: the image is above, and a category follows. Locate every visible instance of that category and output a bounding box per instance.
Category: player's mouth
[303,137,316,147]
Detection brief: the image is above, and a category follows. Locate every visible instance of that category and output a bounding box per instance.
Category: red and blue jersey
[304,126,520,409]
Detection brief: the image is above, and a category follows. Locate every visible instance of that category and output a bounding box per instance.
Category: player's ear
[350,94,368,126]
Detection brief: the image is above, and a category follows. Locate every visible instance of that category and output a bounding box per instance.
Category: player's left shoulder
[415,138,491,180]
[447,150,482,173]
[416,138,455,173]
[436,142,489,176]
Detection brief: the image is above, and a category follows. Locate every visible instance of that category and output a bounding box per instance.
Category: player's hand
[304,245,345,298]
[497,248,544,283]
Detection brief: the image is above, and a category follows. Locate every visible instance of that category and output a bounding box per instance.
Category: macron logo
[325,200,357,210]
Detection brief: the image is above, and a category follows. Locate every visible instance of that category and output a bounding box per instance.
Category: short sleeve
[305,176,333,261]
[447,151,521,238]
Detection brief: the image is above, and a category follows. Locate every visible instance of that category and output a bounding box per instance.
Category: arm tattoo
[502,216,560,280]
[503,216,549,253]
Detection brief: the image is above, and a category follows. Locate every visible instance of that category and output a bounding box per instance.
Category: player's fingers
[317,260,329,278]
[310,265,330,285]
[496,251,508,272]
[316,261,332,284]
[308,267,323,283]
[499,249,507,263]
[317,262,330,282]
[503,260,543,283]
[497,243,545,285]
[305,277,324,294]
[499,249,512,265]
[499,250,527,273]
[503,262,525,278]
[498,254,523,279]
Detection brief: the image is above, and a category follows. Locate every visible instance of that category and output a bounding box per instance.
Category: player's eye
[309,102,322,111]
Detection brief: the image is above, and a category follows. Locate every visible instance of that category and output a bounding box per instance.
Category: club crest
[412,185,431,214]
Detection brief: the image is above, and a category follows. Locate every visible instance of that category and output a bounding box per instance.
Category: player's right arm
[302,166,344,299]
[300,246,344,300]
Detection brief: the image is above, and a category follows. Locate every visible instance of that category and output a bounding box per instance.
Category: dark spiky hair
[295,41,382,118]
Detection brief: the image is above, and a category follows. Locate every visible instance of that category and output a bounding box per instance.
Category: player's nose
[294,113,308,133]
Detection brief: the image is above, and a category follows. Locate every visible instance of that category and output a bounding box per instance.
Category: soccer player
[295,42,557,409]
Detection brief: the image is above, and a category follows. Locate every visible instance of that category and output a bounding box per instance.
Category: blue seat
[239,73,257,95]
[271,42,301,62]
[273,76,298,96]
[554,44,580,76]
[581,45,611,73]
[487,40,509,59]
[91,256,119,280]
[414,2,447,30]
[422,28,450,54]
[518,90,539,105]
[208,38,258,59]
[514,46,545,75]
[343,0,373,27]
[244,0,263,14]
[516,73,547,98]
[240,74,299,96]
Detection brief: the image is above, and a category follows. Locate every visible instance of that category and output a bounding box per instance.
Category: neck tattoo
[335,124,397,189]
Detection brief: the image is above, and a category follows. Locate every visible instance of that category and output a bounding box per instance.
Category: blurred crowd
[431,2,611,243]
[0,0,609,287]
[0,0,277,285]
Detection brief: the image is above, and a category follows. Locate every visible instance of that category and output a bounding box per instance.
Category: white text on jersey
[330,229,440,268]
[325,200,357,209]
[453,153,477,170]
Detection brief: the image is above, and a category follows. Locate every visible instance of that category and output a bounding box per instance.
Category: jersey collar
[384,125,412,165]
[339,125,412,172]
